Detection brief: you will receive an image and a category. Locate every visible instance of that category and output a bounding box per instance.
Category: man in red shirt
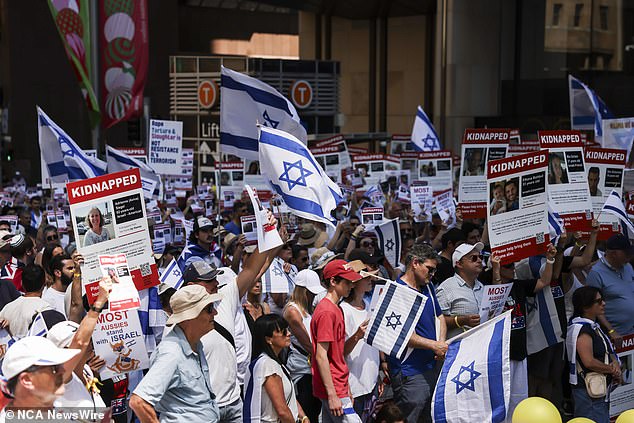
[311,259,363,422]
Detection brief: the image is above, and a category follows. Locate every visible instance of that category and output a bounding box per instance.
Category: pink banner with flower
[99,0,148,128]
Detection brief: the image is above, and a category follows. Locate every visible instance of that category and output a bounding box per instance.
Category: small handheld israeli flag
[548,204,564,244]
[259,126,344,228]
[364,281,427,359]
[432,311,512,423]
[37,106,106,183]
[568,75,613,141]
[27,311,48,337]
[411,105,441,152]
[159,258,184,291]
[220,66,307,160]
[261,257,294,293]
[602,189,634,236]
[374,218,401,268]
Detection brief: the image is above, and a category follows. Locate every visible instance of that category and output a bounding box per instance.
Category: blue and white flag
[548,204,564,244]
[525,284,563,355]
[244,353,269,422]
[411,105,441,152]
[27,311,48,337]
[137,286,165,353]
[220,66,307,160]
[374,218,401,268]
[0,328,15,355]
[365,281,427,359]
[364,185,385,207]
[258,126,344,228]
[432,311,512,423]
[159,258,184,291]
[602,189,634,236]
[568,75,613,141]
[37,106,106,183]
[106,145,161,199]
[261,257,294,293]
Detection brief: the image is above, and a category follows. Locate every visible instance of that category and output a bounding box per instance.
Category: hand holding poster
[361,207,385,227]
[434,189,455,223]
[487,151,550,264]
[240,215,258,246]
[417,150,453,193]
[67,169,159,303]
[98,254,140,312]
[539,130,593,231]
[92,309,149,380]
[245,184,283,252]
[458,129,510,218]
[584,148,626,239]
[411,183,432,223]
[479,283,513,323]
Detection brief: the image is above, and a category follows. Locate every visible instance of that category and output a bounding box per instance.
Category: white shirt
[235,304,252,386]
[341,301,380,397]
[41,287,68,318]
[201,280,241,406]
[0,296,51,338]
[55,366,107,409]
[258,355,298,423]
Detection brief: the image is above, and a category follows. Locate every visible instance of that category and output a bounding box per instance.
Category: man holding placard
[384,243,447,423]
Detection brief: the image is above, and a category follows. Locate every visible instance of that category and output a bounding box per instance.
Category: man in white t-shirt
[42,254,75,318]
[182,211,284,422]
[0,264,51,338]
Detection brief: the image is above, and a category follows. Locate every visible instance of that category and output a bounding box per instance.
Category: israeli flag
[364,185,385,207]
[37,106,106,183]
[159,258,184,291]
[261,257,294,293]
[374,218,401,268]
[259,126,344,228]
[365,281,427,359]
[602,189,634,236]
[0,328,15,352]
[568,75,613,141]
[432,311,512,423]
[526,285,563,355]
[106,145,161,199]
[220,66,307,160]
[411,105,441,152]
[27,311,48,337]
[137,286,165,353]
[548,204,564,244]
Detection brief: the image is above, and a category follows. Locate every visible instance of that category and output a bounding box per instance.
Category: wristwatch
[90,303,105,313]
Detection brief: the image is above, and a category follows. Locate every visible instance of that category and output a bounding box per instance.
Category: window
[574,3,584,27]
[552,3,562,26]
[599,6,609,30]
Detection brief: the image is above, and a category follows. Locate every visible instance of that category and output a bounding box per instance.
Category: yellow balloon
[512,397,562,423]
[617,409,634,423]
[568,418,596,423]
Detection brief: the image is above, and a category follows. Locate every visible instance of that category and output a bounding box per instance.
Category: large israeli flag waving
[411,105,441,151]
[374,218,401,268]
[602,189,634,236]
[220,66,307,160]
[259,126,344,228]
[37,106,106,183]
[432,311,512,423]
[106,145,161,199]
[568,75,613,141]
[364,281,427,359]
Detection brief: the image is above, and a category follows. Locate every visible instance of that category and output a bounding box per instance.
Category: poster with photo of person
[539,130,593,231]
[417,150,453,194]
[584,147,626,240]
[487,151,550,264]
[458,128,511,218]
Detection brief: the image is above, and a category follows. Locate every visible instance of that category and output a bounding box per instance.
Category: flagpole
[89,0,100,152]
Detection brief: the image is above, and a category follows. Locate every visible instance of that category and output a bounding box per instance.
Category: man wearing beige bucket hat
[130,284,223,422]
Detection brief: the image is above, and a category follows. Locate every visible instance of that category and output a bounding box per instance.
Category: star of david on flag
[259,126,344,228]
[365,281,427,359]
[432,311,511,423]
[374,218,401,268]
[411,105,441,152]
[220,66,307,161]
[159,258,185,291]
[262,257,295,293]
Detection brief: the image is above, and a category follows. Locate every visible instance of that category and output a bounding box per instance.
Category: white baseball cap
[2,336,80,380]
[294,269,326,295]
[47,321,80,348]
[216,266,237,287]
[452,242,484,266]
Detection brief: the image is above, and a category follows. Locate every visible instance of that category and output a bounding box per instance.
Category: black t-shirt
[433,256,454,285]
[573,324,610,389]
[504,278,538,361]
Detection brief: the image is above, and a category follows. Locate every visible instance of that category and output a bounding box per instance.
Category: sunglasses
[47,234,59,241]
[425,265,437,275]
[276,327,290,336]
[593,297,605,305]
[25,364,63,375]
[204,303,216,314]
[361,241,376,247]
[463,254,483,263]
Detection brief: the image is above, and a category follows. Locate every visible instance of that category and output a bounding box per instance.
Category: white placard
[479,283,513,323]
[148,119,183,175]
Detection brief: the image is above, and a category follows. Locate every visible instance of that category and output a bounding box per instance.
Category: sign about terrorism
[487,151,550,264]
[539,130,593,231]
[67,169,159,301]
[148,119,183,175]
[458,128,510,218]
[92,309,149,380]
[584,147,626,240]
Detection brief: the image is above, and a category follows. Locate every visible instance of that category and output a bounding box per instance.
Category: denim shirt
[133,325,219,422]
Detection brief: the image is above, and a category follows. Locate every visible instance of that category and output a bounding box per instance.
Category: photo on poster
[462,148,486,176]
[419,161,438,177]
[489,178,520,216]
[548,152,569,184]
[73,203,115,248]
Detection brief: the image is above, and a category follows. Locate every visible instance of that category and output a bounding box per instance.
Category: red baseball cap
[322,259,363,282]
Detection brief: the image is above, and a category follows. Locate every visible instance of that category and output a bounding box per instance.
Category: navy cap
[606,234,634,254]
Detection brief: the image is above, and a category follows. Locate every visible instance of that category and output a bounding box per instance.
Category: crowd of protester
[0,182,630,423]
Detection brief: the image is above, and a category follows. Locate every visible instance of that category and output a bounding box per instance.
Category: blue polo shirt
[386,277,442,377]
[586,259,634,336]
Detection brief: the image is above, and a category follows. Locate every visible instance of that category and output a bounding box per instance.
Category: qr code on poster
[536,232,545,244]
[139,263,151,276]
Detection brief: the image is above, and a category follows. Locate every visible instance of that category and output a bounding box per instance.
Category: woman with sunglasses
[244,314,308,423]
[566,286,621,423]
